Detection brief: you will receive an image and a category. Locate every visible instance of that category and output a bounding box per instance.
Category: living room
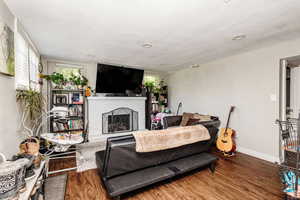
[1,0,300,199]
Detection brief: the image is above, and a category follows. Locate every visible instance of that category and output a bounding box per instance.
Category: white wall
[168,38,300,162]
[0,0,22,158]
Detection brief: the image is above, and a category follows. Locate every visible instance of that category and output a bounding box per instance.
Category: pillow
[192,114,212,122]
[186,118,200,126]
[180,112,194,126]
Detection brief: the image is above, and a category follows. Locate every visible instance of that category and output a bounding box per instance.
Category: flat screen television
[96,64,144,94]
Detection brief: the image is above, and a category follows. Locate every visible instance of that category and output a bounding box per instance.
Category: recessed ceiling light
[191,64,200,68]
[232,35,246,41]
[224,0,231,3]
[142,43,152,48]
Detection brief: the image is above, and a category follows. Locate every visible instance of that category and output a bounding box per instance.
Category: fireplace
[102,107,138,134]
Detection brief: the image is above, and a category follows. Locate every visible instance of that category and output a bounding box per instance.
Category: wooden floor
[49,151,284,200]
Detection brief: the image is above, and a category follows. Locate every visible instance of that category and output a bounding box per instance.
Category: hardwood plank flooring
[49,151,284,200]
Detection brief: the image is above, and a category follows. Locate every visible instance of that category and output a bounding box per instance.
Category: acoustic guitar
[216,106,236,155]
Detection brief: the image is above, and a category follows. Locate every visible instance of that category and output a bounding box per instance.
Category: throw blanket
[133,125,210,153]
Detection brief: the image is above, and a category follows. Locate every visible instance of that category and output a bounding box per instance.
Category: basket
[19,137,40,156]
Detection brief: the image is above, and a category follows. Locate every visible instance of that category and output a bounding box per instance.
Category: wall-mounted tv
[96,64,144,94]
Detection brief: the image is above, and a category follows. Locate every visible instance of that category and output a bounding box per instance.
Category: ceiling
[4,0,300,71]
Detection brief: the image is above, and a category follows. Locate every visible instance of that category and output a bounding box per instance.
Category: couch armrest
[163,116,182,129]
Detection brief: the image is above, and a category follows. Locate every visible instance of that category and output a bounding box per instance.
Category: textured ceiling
[4,0,300,71]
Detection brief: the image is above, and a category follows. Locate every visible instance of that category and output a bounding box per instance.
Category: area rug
[76,141,106,172]
[45,174,67,200]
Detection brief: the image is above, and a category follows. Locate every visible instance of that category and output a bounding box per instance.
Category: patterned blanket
[133,125,210,153]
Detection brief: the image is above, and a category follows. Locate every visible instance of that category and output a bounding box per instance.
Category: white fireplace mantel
[87,96,146,141]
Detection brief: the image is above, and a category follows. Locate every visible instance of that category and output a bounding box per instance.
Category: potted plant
[40,72,66,89]
[69,73,88,89]
[16,89,44,165]
[144,80,156,92]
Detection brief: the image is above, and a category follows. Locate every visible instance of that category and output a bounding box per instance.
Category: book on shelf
[70,92,84,104]
[68,105,83,116]
[68,119,84,130]
[52,119,83,132]
[52,121,69,132]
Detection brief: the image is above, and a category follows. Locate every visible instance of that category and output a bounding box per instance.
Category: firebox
[102,107,138,134]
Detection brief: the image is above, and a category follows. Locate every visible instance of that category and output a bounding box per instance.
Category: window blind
[15,19,40,91]
[15,31,29,90]
[29,47,39,90]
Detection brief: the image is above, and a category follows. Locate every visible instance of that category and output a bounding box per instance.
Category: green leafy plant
[144,81,156,90]
[69,73,88,87]
[16,89,44,121]
[41,72,67,88]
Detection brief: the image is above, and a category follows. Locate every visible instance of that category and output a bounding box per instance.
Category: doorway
[279,56,300,120]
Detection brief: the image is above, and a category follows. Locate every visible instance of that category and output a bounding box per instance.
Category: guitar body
[216,106,236,153]
[216,128,236,152]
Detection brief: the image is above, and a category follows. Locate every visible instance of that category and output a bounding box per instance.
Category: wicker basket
[19,137,40,156]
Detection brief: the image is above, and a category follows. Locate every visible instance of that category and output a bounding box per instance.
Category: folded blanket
[133,125,210,153]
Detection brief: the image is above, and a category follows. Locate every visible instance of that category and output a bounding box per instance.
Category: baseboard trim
[237,147,279,163]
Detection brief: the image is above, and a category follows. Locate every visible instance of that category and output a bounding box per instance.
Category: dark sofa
[95,115,220,199]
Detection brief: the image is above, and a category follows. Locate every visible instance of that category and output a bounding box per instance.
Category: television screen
[96,64,144,93]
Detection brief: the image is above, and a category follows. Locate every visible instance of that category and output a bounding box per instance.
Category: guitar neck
[224,107,234,132]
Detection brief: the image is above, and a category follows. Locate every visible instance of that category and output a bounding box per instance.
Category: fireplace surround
[87,96,146,141]
[102,107,138,134]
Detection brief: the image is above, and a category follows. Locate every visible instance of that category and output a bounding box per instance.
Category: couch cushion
[165,152,218,174]
[186,118,200,126]
[180,113,213,126]
[180,112,194,126]
[106,165,175,197]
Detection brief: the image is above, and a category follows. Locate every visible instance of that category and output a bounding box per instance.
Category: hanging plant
[16,89,44,121]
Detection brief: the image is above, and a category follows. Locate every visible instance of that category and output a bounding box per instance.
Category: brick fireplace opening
[102,107,138,134]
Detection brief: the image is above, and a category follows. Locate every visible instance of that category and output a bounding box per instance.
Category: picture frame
[0,21,15,77]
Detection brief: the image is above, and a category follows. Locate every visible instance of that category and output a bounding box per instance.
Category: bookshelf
[49,88,86,139]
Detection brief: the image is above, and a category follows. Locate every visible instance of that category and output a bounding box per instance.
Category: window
[15,20,40,91]
[15,31,29,90]
[55,66,82,79]
[29,48,39,90]
[143,74,160,86]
